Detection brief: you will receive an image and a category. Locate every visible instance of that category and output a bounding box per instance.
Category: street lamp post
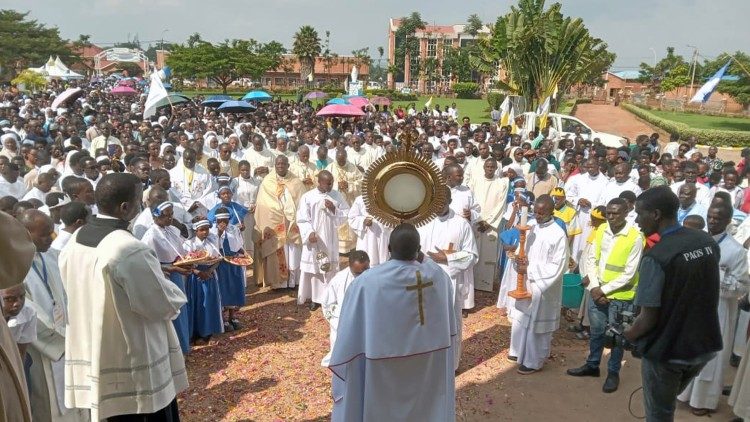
[160,29,169,66]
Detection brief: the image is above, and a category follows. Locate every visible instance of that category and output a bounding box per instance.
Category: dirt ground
[178,284,738,421]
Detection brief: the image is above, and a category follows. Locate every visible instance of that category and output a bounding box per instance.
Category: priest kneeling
[327,223,457,421]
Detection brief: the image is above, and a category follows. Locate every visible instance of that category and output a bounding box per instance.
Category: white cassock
[328,258,456,422]
[508,218,568,370]
[22,187,47,203]
[297,189,350,305]
[24,251,89,422]
[596,179,642,207]
[169,162,215,216]
[347,148,374,172]
[679,232,750,409]
[0,178,26,199]
[243,148,275,177]
[418,210,477,370]
[236,175,260,254]
[564,172,608,263]
[730,336,750,419]
[463,155,489,187]
[347,195,391,267]
[468,175,509,292]
[131,202,193,240]
[321,267,356,366]
[449,185,481,224]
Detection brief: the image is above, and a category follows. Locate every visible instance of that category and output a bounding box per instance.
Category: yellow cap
[551,187,566,197]
[591,208,606,220]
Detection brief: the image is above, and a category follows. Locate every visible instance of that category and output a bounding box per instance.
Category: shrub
[453,82,480,99]
[487,92,505,110]
[621,103,750,147]
[366,88,417,101]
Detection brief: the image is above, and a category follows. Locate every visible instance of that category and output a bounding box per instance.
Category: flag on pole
[424,96,433,108]
[690,60,731,103]
[536,96,551,128]
[508,105,517,134]
[143,72,169,119]
[499,96,511,127]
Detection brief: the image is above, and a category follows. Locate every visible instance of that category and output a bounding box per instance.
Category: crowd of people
[0,77,749,422]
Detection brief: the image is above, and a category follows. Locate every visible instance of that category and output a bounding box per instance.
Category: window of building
[442,39,453,55]
[427,39,437,58]
[274,77,284,86]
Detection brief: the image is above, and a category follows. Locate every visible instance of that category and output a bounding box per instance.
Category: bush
[366,88,417,101]
[453,82,480,99]
[621,103,750,147]
[487,92,505,110]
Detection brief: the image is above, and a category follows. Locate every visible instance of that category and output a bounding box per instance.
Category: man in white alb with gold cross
[328,223,456,421]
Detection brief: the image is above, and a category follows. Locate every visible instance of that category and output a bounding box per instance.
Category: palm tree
[292,25,322,82]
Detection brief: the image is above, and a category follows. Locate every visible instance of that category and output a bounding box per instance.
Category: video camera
[603,310,641,358]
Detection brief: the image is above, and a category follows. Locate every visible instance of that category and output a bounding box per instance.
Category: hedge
[452,82,480,99]
[486,92,505,110]
[365,88,418,101]
[621,103,750,147]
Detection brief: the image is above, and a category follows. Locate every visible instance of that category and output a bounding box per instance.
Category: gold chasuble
[253,170,305,288]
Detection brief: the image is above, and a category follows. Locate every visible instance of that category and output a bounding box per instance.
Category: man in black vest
[625,186,722,421]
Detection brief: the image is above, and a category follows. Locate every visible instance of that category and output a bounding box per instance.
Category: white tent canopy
[29,56,84,81]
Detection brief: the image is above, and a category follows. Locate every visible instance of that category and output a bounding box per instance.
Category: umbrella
[110,86,137,95]
[162,83,173,91]
[150,93,192,110]
[346,96,370,107]
[118,79,135,86]
[304,91,328,100]
[370,96,391,106]
[217,100,257,113]
[51,87,84,110]
[241,90,272,102]
[326,98,350,105]
[316,104,365,117]
[201,95,233,107]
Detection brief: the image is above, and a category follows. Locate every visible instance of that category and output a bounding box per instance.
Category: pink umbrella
[346,96,370,107]
[316,104,365,117]
[110,86,137,95]
[51,87,84,110]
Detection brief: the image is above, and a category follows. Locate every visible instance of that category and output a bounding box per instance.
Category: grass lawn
[181,91,491,122]
[647,109,750,132]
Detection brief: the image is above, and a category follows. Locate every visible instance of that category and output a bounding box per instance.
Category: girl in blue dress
[212,207,247,332]
[140,201,192,354]
[208,186,248,230]
[183,218,224,343]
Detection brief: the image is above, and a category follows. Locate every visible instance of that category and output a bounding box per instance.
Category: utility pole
[687,45,698,98]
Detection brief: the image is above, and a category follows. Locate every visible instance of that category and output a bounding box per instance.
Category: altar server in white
[347,195,392,266]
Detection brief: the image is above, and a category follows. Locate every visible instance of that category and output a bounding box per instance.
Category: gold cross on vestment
[406,270,434,326]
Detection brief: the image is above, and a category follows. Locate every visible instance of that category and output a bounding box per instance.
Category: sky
[7,0,750,71]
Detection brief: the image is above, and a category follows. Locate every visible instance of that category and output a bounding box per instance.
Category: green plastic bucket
[562,273,584,308]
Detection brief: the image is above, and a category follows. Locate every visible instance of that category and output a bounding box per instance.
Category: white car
[519,112,625,148]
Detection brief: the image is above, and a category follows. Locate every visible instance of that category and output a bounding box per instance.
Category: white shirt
[585,223,644,295]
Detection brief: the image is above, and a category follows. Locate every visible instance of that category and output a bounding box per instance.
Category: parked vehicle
[520,112,625,148]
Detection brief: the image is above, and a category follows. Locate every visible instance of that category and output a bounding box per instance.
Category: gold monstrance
[362,125,447,228]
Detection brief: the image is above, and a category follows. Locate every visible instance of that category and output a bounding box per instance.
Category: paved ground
[179,283,737,421]
[575,103,742,162]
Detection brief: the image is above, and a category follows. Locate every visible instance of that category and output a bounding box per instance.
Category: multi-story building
[387,18,490,93]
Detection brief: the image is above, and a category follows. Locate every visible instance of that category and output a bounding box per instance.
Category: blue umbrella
[241,90,272,102]
[201,95,233,107]
[217,100,257,114]
[326,98,350,105]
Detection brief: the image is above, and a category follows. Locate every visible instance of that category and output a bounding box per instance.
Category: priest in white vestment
[289,145,317,191]
[326,148,363,254]
[19,210,89,421]
[236,161,261,254]
[321,251,370,366]
[297,171,350,308]
[243,134,276,180]
[564,158,609,263]
[328,224,457,422]
[58,173,188,421]
[597,163,642,206]
[347,195,392,266]
[418,187,477,370]
[679,203,750,411]
[444,164,481,224]
[508,195,568,374]
[168,148,214,217]
[468,158,509,292]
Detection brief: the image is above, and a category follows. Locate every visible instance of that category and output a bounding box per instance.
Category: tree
[0,10,74,79]
[351,47,371,80]
[392,12,427,87]
[472,0,614,109]
[638,47,690,93]
[292,25,321,82]
[442,47,473,82]
[465,14,484,37]
[11,69,47,92]
[659,62,691,95]
[702,52,750,109]
[168,36,285,93]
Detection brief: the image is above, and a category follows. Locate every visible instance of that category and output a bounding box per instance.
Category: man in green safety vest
[566,197,645,393]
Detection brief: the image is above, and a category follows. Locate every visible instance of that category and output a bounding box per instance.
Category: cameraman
[567,198,644,393]
[624,186,722,421]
